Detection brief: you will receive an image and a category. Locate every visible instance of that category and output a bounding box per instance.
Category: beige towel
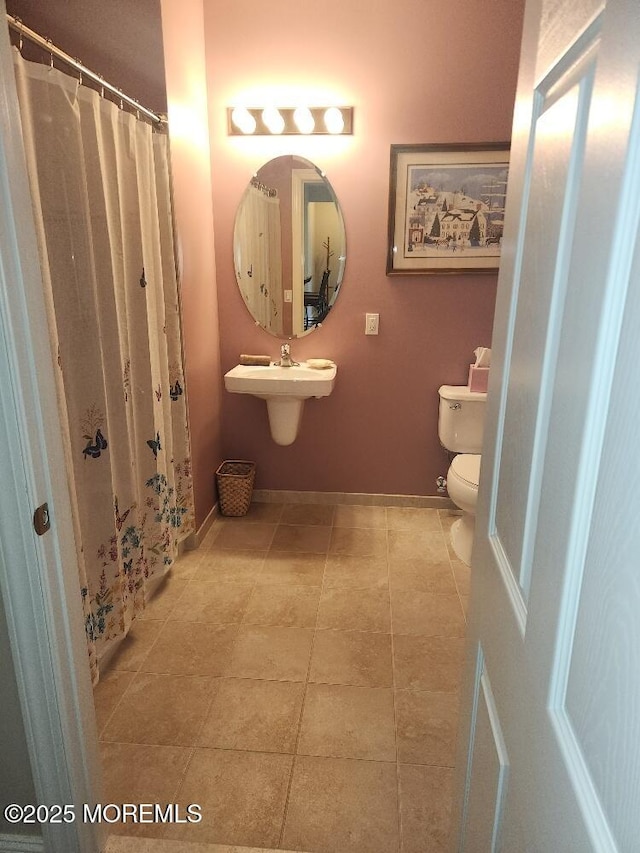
[239,353,272,366]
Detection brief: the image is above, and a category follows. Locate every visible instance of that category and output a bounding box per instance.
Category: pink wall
[204,0,525,496]
[161,0,222,528]
[8,0,167,114]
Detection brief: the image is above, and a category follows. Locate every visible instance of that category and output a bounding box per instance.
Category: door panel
[494,49,595,605]
[563,168,640,850]
[462,650,509,852]
[453,0,640,850]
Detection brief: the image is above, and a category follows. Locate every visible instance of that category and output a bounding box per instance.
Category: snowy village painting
[387,143,510,274]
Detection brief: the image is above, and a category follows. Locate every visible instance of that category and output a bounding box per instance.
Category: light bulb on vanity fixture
[323,106,345,134]
[227,106,354,135]
[230,106,256,134]
[261,106,285,134]
[293,106,315,134]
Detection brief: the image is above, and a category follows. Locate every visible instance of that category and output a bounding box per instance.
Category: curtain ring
[45,37,54,68]
[16,17,24,51]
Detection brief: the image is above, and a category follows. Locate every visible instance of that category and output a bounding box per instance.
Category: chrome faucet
[278,342,296,367]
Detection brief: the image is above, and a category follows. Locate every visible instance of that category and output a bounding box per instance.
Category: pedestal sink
[224,361,337,445]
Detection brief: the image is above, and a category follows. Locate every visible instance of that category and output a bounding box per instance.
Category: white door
[452,0,640,850]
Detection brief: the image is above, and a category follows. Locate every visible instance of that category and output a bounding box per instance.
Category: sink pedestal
[267,398,304,446]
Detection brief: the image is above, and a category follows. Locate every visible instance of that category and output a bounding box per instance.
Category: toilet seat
[450,453,481,488]
[446,453,482,566]
[446,453,481,519]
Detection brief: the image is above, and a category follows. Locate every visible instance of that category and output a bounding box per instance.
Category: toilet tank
[438,384,487,453]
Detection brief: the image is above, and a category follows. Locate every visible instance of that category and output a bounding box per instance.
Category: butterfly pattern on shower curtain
[85,461,192,645]
[13,49,196,685]
[169,361,184,401]
[81,404,108,460]
[147,432,162,458]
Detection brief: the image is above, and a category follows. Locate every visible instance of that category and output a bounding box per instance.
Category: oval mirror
[233,155,346,338]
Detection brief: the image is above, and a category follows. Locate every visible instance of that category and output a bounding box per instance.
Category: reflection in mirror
[233,156,346,338]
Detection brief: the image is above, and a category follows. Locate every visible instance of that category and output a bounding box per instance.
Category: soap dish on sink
[306,358,335,370]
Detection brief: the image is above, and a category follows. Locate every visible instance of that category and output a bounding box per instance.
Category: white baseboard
[194,501,219,544]
[252,489,454,509]
[178,502,219,553]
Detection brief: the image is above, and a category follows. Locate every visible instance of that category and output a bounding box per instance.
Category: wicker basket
[216,460,256,517]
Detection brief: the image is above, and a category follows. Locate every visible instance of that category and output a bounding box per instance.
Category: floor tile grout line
[195,552,269,588]
[95,672,136,741]
[387,516,405,853]
[96,575,188,737]
[156,540,268,844]
[102,736,445,768]
[99,539,263,787]
[271,516,402,846]
[276,546,329,849]
[100,543,223,842]
[162,742,198,840]
[274,509,403,851]
[268,505,403,853]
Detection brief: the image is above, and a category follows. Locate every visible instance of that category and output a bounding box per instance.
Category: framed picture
[387,143,510,275]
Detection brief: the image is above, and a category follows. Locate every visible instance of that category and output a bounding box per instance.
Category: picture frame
[386,142,510,275]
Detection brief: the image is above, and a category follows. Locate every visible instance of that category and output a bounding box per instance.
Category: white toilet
[438,385,487,566]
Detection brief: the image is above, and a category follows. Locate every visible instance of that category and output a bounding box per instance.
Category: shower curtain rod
[7,13,165,126]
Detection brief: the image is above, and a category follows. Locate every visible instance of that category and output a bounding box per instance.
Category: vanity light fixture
[228,106,354,136]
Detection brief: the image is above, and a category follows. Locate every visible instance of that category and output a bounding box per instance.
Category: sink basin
[224,360,337,445]
[224,362,336,399]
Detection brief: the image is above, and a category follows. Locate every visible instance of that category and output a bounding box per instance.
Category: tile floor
[95,502,470,853]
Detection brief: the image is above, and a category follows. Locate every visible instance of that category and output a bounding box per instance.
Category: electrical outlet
[365,313,379,335]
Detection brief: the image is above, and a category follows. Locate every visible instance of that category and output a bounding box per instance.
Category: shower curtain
[234,181,283,334]
[12,49,195,683]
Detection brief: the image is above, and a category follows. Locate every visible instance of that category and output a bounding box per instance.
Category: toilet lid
[450,453,481,487]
